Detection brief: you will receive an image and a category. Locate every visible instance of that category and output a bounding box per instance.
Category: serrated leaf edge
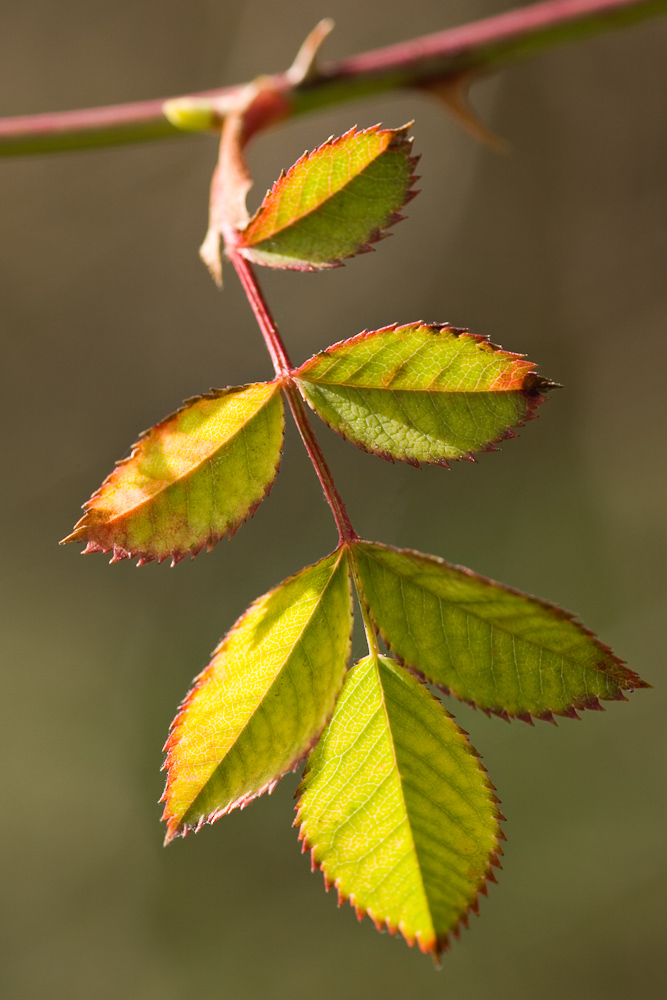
[161,546,353,842]
[61,381,284,567]
[354,540,649,723]
[294,656,505,961]
[238,124,420,271]
[294,323,554,468]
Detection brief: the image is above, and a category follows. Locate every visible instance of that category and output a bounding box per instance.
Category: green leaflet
[297,654,501,956]
[63,382,284,565]
[295,323,551,465]
[353,542,648,721]
[237,125,417,270]
[162,548,352,842]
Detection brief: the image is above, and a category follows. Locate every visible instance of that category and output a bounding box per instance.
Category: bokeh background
[1,2,666,997]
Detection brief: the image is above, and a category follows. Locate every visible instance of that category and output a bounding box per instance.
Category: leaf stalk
[230,251,358,546]
[350,552,381,658]
[229,251,293,378]
[284,383,360,547]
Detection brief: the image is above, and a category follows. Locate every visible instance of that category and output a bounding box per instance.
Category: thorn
[420,71,508,152]
[287,18,335,85]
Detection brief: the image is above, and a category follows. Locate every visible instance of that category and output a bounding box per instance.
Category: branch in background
[1,0,665,157]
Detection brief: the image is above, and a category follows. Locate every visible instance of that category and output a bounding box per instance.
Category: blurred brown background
[1,2,666,997]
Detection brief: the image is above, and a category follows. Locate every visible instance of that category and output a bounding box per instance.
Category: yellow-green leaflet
[63,382,284,565]
[295,323,551,465]
[162,549,352,841]
[297,654,502,956]
[353,541,648,721]
[238,125,417,270]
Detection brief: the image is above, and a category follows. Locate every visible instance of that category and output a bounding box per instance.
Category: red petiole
[229,250,359,547]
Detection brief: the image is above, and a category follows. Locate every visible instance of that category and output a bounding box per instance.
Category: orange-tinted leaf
[63,381,284,565]
[295,323,552,465]
[237,124,418,270]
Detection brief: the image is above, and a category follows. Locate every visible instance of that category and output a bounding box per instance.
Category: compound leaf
[353,542,648,721]
[63,381,284,565]
[162,548,352,842]
[294,323,552,466]
[237,125,417,270]
[297,653,502,957]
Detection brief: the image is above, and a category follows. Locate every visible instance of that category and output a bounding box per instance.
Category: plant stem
[284,383,359,546]
[230,251,358,546]
[230,251,293,378]
[350,555,381,658]
[1,0,665,156]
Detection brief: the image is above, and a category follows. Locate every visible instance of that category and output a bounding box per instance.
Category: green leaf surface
[297,653,502,956]
[353,542,648,721]
[237,124,417,270]
[295,323,551,465]
[63,381,284,565]
[162,548,352,842]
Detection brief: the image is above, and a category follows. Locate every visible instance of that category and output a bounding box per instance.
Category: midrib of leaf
[382,686,488,876]
[181,548,347,823]
[360,545,624,679]
[372,656,436,945]
[304,657,438,941]
[297,329,533,392]
[301,341,458,389]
